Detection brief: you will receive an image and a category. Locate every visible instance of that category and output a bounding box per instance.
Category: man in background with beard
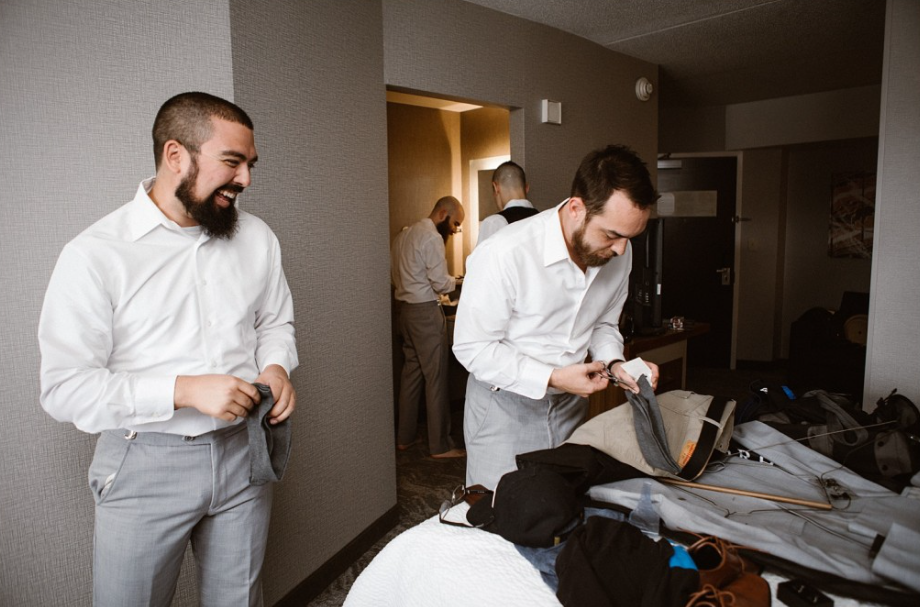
[38,92,298,606]
[390,196,467,459]
[453,145,661,490]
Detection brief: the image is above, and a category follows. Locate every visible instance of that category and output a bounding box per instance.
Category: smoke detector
[635,77,654,102]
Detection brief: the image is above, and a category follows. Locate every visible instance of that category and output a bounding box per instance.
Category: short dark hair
[152,92,254,170]
[570,144,658,218]
[492,161,527,190]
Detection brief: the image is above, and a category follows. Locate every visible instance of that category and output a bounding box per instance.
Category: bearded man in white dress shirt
[39,92,297,606]
[390,196,467,459]
[453,144,660,490]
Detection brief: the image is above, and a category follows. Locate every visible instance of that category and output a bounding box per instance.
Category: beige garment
[566,390,736,480]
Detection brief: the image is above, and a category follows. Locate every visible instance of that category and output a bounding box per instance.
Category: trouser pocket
[88,432,132,505]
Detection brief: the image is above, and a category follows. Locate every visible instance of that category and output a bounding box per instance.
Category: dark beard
[435,217,452,243]
[572,222,615,267]
[174,159,240,239]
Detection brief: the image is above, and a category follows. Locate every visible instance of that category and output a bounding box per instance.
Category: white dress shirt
[453,200,630,399]
[390,218,457,303]
[39,179,298,435]
[477,198,536,246]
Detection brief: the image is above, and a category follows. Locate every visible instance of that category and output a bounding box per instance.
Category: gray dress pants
[89,422,271,607]
[396,300,455,455]
[464,375,587,490]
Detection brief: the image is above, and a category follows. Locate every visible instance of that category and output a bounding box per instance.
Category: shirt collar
[126,178,199,242]
[543,199,572,267]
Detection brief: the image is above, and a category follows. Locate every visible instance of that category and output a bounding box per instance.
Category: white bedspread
[343,503,561,607]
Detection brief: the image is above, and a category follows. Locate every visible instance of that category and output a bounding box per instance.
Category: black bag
[743,382,920,492]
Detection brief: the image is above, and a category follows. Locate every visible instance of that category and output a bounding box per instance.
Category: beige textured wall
[386,102,463,274]
[0,1,235,604]
[387,103,459,239]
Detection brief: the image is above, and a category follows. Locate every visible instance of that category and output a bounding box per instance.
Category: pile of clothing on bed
[450,384,920,607]
[461,460,771,607]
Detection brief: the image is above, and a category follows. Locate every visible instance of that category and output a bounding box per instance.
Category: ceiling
[461,0,886,108]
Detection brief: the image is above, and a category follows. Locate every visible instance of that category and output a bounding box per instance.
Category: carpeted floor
[304,362,788,606]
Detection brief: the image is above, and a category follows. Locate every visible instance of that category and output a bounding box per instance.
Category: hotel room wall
[660,86,883,366]
[730,86,880,364]
[658,4,919,410]
[229,1,395,604]
[780,139,876,358]
[386,102,459,270]
[386,103,510,270]
[0,1,235,604]
[866,0,920,407]
[660,105,728,153]
[382,0,659,213]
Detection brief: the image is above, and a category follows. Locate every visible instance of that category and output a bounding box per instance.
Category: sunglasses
[438,484,492,528]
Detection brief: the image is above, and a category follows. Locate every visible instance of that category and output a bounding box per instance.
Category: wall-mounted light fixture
[635,77,654,101]
[541,99,562,124]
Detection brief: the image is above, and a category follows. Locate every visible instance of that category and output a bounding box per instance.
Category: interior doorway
[385,89,511,273]
[657,154,742,369]
[386,89,511,430]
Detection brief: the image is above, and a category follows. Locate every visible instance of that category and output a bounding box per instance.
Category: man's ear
[567,196,587,220]
[161,140,186,175]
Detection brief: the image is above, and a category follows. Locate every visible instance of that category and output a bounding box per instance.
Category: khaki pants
[396,300,455,455]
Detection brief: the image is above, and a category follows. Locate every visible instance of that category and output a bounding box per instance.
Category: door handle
[716,267,731,286]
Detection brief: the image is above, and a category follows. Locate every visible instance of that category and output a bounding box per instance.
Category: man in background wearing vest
[476,161,538,246]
